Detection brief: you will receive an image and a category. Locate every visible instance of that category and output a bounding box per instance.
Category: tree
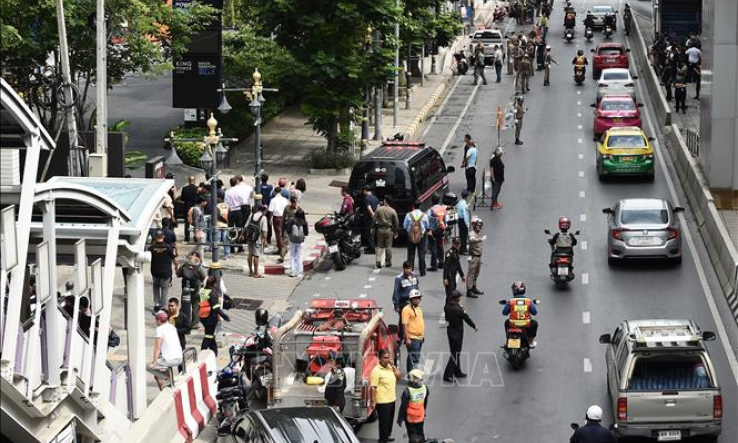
[0,0,215,134]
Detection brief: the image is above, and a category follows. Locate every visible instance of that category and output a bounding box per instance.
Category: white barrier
[630,15,671,128]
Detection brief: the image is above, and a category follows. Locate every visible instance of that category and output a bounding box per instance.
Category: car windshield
[620,208,668,225]
[475,31,501,40]
[607,135,646,147]
[603,71,629,80]
[594,6,613,13]
[261,408,355,443]
[602,101,635,111]
[599,48,623,56]
[628,355,712,390]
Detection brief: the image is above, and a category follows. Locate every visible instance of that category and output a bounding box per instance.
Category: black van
[348,142,455,222]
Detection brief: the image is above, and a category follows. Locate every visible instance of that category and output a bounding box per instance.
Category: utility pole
[55,0,83,176]
[95,0,108,157]
[393,0,400,128]
[373,30,383,141]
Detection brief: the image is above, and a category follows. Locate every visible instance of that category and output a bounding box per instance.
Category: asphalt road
[285,1,738,442]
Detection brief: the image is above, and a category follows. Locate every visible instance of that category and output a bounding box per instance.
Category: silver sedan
[596,68,638,102]
[602,198,684,265]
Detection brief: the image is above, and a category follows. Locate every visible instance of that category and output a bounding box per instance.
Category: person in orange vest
[216,198,231,259]
[199,275,230,355]
[502,281,538,348]
[397,368,429,441]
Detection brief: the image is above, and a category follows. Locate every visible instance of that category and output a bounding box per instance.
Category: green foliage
[125,150,148,169]
[168,126,207,169]
[306,149,356,170]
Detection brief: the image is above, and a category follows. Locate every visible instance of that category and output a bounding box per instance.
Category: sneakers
[295,274,304,279]
[492,202,503,209]
[466,291,479,298]
[376,261,382,269]
[385,261,392,267]
[530,340,538,349]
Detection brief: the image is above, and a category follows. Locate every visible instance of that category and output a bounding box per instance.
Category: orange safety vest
[574,56,587,66]
[508,297,532,327]
[405,385,427,423]
[199,288,216,319]
[217,203,230,227]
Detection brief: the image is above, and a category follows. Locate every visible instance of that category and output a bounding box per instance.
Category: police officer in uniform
[514,96,526,145]
[517,55,532,94]
[198,275,230,355]
[465,217,486,298]
[570,405,617,443]
[442,238,465,303]
[373,195,399,269]
[544,46,558,86]
[443,290,478,382]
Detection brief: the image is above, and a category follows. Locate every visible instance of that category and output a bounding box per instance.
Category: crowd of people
[650,30,702,113]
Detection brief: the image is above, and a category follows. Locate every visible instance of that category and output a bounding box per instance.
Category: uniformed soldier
[514,96,526,145]
[465,217,486,298]
[373,195,399,269]
[543,46,558,86]
[442,238,465,303]
[518,55,532,94]
[513,38,524,74]
[506,37,516,75]
[526,41,536,77]
[443,290,478,383]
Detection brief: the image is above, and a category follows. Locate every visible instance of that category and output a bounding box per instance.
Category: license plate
[613,118,622,123]
[507,338,521,349]
[630,237,662,246]
[621,156,635,162]
[557,266,569,276]
[606,59,616,63]
[305,399,327,407]
[657,430,681,441]
[328,244,339,254]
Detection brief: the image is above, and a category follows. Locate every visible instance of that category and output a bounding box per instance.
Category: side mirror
[632,75,639,80]
[647,136,655,141]
[574,230,580,235]
[498,300,507,305]
[570,423,580,430]
[626,48,631,52]
[637,103,644,107]
[602,208,613,214]
[673,206,685,213]
[702,331,716,341]
[534,299,541,305]
[609,423,618,431]
[544,229,551,234]
[590,103,596,108]
[590,49,595,53]
[599,333,612,344]
[446,166,456,174]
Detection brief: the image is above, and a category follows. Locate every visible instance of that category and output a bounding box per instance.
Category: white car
[468,28,505,65]
[596,68,638,103]
[590,5,617,29]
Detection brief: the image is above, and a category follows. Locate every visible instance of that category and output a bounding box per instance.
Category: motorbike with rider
[571,50,588,84]
[499,281,540,369]
[564,2,577,29]
[545,217,579,284]
[570,405,617,443]
[603,12,616,37]
[583,12,595,41]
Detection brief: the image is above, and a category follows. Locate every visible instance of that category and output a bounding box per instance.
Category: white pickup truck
[599,319,722,441]
[468,28,505,65]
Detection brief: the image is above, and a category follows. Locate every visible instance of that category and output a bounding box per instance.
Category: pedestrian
[215,197,231,259]
[518,55,532,94]
[160,218,178,256]
[362,185,379,254]
[397,368,429,442]
[323,351,347,413]
[188,196,208,248]
[537,13,549,40]
[462,138,478,195]
[167,297,189,350]
[176,251,207,329]
[246,204,269,278]
[181,176,199,243]
[443,290,478,383]
[393,261,420,343]
[472,48,487,86]
[465,217,487,298]
[685,43,701,82]
[370,348,401,443]
[282,195,300,262]
[339,186,355,216]
[490,147,505,208]
[426,194,447,271]
[147,309,184,390]
[514,96,526,145]
[268,186,289,261]
[402,289,425,373]
[149,190,174,243]
[259,174,274,243]
[506,37,516,75]
[373,195,399,268]
[403,200,429,276]
[150,230,176,311]
[224,178,244,254]
[284,208,308,278]
[461,134,474,167]
[493,44,504,83]
[543,45,558,86]
[291,177,307,203]
[693,64,701,99]
[443,237,465,303]
[198,275,230,356]
[78,296,94,340]
[674,63,688,114]
[456,190,471,254]
[526,40,537,77]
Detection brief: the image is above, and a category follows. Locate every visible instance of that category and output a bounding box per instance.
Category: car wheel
[608,256,618,266]
[672,256,682,266]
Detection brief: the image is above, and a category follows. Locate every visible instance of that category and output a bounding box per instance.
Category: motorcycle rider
[564,3,576,29]
[453,50,468,75]
[548,217,578,268]
[572,49,588,78]
[603,12,616,32]
[583,11,595,31]
[623,4,632,34]
[502,281,538,348]
[570,405,617,443]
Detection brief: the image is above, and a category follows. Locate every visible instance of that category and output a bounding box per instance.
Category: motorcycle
[584,26,594,41]
[565,27,575,42]
[604,24,613,38]
[315,212,362,271]
[544,229,580,285]
[573,65,586,85]
[215,362,249,424]
[498,298,541,370]
[235,314,281,401]
[453,50,469,75]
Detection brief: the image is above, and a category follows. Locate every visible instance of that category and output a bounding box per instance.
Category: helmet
[586,405,603,421]
[409,289,422,300]
[546,45,551,50]
[558,217,571,231]
[577,49,584,56]
[255,308,269,326]
[471,216,483,228]
[511,281,526,296]
[408,368,425,382]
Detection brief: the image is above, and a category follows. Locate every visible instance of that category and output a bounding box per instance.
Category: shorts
[147,356,182,375]
[249,241,264,257]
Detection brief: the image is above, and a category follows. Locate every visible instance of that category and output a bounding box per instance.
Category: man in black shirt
[443,290,478,382]
[443,238,465,303]
[490,147,505,210]
[150,231,176,311]
[161,218,178,255]
[362,186,379,253]
[180,176,200,242]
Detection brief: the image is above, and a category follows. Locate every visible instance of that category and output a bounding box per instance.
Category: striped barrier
[173,352,218,442]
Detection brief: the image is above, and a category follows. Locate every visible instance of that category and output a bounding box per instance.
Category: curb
[263,243,327,275]
[403,77,452,140]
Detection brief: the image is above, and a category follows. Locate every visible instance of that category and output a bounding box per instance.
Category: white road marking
[583,358,593,372]
[578,138,583,144]
[363,285,372,289]
[578,153,584,159]
[359,293,368,298]
[312,293,321,297]
[368,277,376,282]
[577,124,583,130]
[577,91,582,95]
[372,268,381,274]
[423,358,435,376]
[640,79,738,383]
[438,312,447,326]
[578,171,585,177]
[582,311,591,324]
[582,273,589,285]
[581,241,588,250]
[579,191,586,198]
[580,213,587,222]
[577,112,582,117]
[324,276,331,281]
[421,75,464,139]
[440,82,481,154]
[577,100,582,105]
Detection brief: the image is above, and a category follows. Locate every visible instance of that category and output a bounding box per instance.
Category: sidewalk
[635,14,738,249]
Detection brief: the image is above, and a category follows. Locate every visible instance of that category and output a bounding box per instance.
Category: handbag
[223,293,233,310]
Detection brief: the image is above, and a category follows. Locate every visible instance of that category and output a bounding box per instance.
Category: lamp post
[200,114,231,275]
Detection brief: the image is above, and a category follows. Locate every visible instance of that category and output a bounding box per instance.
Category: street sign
[173,55,222,108]
[0,206,17,271]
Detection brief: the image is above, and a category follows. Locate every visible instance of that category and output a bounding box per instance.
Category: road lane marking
[368,277,376,282]
[579,191,586,198]
[438,313,447,326]
[324,276,331,281]
[312,293,321,297]
[577,100,582,106]
[581,241,588,250]
[359,293,368,298]
[577,124,583,130]
[577,91,582,95]
[363,285,372,289]
[582,273,589,285]
[421,75,464,139]
[577,112,582,117]
[583,358,592,372]
[578,153,584,159]
[578,138,583,144]
[439,82,481,154]
[580,213,587,222]
[578,171,585,177]
[372,268,381,274]
[582,311,591,324]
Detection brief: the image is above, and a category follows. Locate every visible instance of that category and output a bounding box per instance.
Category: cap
[155,310,169,322]
[278,177,287,187]
[408,368,425,381]
[165,172,175,179]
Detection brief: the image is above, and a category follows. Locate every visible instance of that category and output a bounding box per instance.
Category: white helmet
[471,216,483,228]
[586,405,603,421]
[409,289,422,299]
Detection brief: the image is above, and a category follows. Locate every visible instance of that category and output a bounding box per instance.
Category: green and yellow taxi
[596,126,654,181]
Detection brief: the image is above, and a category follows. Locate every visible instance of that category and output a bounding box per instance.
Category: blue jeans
[406,338,424,373]
[495,63,502,82]
[218,228,231,258]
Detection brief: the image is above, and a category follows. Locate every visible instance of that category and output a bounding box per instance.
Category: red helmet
[558,217,571,231]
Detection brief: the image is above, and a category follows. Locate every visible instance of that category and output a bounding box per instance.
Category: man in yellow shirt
[402,289,425,373]
[371,349,401,443]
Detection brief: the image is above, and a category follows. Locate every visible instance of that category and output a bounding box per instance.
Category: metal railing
[681,128,700,157]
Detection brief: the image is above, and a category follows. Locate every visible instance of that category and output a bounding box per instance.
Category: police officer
[373,195,399,269]
[570,405,617,443]
[465,217,486,298]
[397,368,429,441]
[514,96,526,145]
[199,275,230,355]
[442,238,465,303]
[473,47,487,86]
[518,54,532,94]
[443,290,478,383]
[544,46,558,86]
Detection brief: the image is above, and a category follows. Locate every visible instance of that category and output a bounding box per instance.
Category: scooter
[604,24,613,38]
[584,26,594,41]
[315,212,362,271]
[565,27,575,42]
[498,299,541,370]
[544,229,580,286]
[236,314,281,401]
[573,65,586,85]
[215,363,249,423]
[453,50,469,75]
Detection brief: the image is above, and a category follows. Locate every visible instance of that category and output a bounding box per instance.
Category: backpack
[475,53,485,67]
[289,221,305,244]
[246,214,263,243]
[431,206,446,232]
[407,212,423,244]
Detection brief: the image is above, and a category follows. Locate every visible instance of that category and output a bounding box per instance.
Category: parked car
[468,27,505,65]
[596,68,638,103]
[590,42,630,79]
[596,127,654,181]
[591,5,617,29]
[602,198,684,265]
[599,319,722,441]
[592,94,643,137]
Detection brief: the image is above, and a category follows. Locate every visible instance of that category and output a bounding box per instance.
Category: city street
[282,2,738,442]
